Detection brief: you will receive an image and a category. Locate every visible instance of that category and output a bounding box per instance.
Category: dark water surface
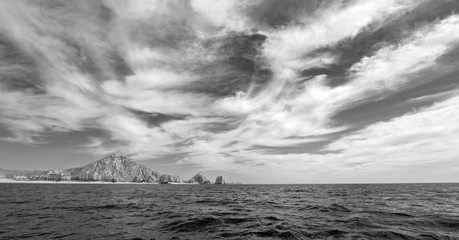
[1,183,458,240]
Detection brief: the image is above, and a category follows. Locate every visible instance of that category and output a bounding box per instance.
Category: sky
[1,0,459,183]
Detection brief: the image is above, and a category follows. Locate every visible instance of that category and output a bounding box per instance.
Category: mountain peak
[67,154,159,182]
[103,153,129,161]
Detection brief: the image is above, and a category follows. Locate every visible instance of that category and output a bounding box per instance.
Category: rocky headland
[0,154,225,184]
[67,154,164,183]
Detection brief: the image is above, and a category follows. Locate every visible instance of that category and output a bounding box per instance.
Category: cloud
[322,93,459,178]
[195,0,424,150]
[180,93,459,182]
[1,0,459,182]
[190,0,257,31]
[176,10,459,183]
[263,0,420,78]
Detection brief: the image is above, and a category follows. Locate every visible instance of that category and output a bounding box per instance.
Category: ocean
[0,183,458,239]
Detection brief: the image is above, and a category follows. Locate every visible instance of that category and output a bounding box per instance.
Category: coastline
[0,179,204,184]
[0,179,158,184]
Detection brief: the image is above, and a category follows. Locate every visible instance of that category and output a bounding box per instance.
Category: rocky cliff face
[215,176,225,184]
[158,174,181,184]
[186,172,211,184]
[67,154,161,182]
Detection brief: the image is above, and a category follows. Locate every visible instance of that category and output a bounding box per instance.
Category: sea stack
[186,172,211,184]
[215,176,225,184]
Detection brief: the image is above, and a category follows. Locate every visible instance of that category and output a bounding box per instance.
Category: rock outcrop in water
[186,172,211,184]
[158,174,181,184]
[215,176,225,184]
[67,154,161,182]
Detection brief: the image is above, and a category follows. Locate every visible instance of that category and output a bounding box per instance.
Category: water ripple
[1,183,459,239]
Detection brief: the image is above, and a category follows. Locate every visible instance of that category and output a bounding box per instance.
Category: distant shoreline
[0,179,456,185]
[0,179,198,185]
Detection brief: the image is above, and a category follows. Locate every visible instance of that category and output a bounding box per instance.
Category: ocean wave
[1,183,458,240]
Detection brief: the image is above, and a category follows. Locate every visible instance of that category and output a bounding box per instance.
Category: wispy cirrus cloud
[1,0,459,182]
